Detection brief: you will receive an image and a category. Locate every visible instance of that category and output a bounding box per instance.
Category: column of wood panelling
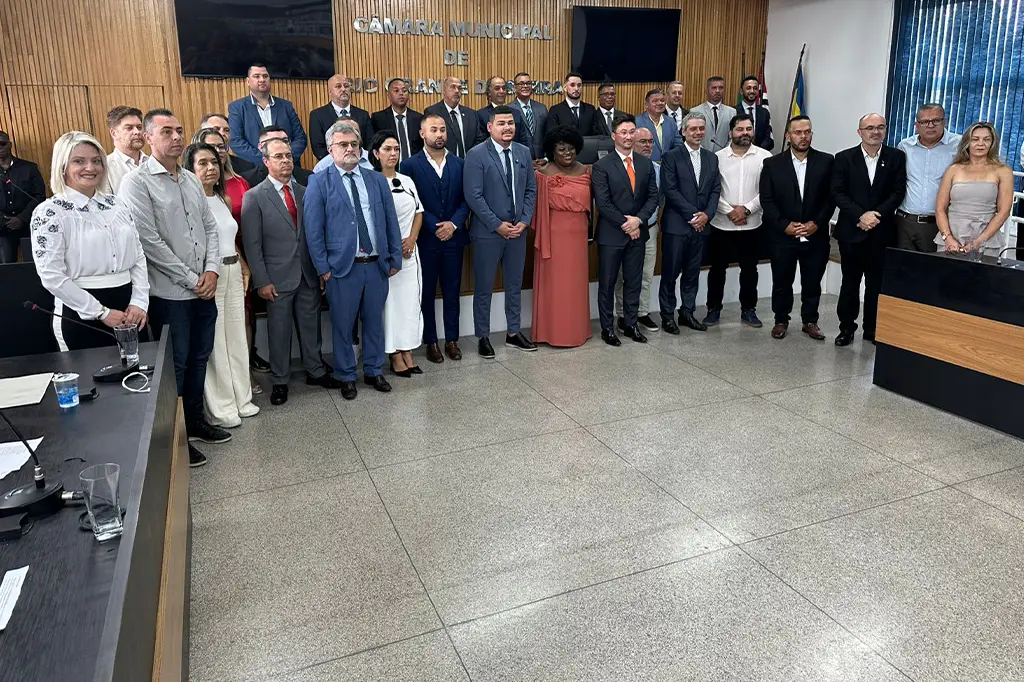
[6,86,93,185]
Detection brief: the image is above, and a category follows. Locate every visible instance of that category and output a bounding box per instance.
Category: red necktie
[282,184,297,228]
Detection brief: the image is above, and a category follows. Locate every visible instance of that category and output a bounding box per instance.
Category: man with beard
[102,106,147,194]
[738,76,774,150]
[400,114,471,363]
[546,72,599,137]
[704,114,772,328]
[691,76,736,153]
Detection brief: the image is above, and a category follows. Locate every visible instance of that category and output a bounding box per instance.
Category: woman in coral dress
[531,126,592,347]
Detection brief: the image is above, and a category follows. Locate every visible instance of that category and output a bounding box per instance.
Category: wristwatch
[743,207,751,217]
[98,306,110,321]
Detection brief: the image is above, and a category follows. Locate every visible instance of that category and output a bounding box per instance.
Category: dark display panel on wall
[570,7,681,83]
[175,0,335,78]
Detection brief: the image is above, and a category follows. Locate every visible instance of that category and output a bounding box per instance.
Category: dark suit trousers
[266,279,325,385]
[837,236,889,335]
[420,239,464,343]
[598,240,645,330]
[770,239,829,325]
[706,227,761,312]
[325,263,389,381]
[659,230,704,318]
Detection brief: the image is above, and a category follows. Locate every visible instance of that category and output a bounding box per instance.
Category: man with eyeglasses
[831,113,907,347]
[241,125,313,187]
[476,76,528,149]
[895,103,961,251]
[512,72,548,159]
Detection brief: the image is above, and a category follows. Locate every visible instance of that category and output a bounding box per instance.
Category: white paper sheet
[0,438,43,480]
[0,373,53,410]
[0,565,29,631]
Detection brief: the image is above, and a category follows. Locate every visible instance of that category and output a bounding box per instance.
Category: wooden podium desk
[874,248,1024,439]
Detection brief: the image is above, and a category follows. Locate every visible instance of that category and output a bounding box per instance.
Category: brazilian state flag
[790,63,806,117]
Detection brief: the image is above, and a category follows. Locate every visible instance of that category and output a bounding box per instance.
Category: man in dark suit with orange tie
[831,113,907,347]
[591,113,660,346]
[546,72,600,137]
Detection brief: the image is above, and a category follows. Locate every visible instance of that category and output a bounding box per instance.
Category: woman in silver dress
[934,122,1014,256]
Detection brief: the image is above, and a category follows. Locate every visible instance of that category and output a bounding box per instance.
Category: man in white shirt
[102,106,147,194]
[691,76,736,152]
[704,113,771,328]
[665,80,689,133]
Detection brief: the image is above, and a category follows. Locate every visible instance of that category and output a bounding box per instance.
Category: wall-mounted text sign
[353,17,555,41]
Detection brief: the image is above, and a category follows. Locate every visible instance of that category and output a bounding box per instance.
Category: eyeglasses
[209,143,226,152]
[514,80,533,87]
[916,117,945,127]
[330,141,360,149]
[859,125,887,133]
[268,152,293,161]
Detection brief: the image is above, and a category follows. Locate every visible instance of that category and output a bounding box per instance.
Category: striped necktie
[521,102,534,136]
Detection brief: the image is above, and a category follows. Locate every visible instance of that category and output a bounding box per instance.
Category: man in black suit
[546,72,599,137]
[310,75,373,158]
[0,130,45,263]
[659,111,722,334]
[370,78,423,163]
[832,113,907,347]
[591,114,660,346]
[425,77,484,158]
[240,126,313,187]
[738,76,773,150]
[592,82,619,137]
[759,115,836,341]
[476,76,527,147]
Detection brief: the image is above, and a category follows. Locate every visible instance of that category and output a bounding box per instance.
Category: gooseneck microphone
[0,408,66,519]
[23,300,117,339]
[23,300,139,382]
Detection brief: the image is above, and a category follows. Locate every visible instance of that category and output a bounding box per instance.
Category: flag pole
[783,43,807,151]
[739,49,747,107]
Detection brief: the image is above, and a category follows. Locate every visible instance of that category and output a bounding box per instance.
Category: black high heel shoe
[390,355,413,378]
[408,365,423,374]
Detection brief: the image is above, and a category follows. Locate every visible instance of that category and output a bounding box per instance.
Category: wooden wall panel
[87,86,167,152]
[6,86,92,186]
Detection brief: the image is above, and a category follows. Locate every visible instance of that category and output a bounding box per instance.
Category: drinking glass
[112,324,140,367]
[52,373,80,409]
[79,463,123,542]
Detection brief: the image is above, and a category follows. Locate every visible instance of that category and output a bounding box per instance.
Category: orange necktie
[624,156,636,191]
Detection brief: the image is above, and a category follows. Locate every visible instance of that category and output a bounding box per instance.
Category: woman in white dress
[183,142,259,427]
[370,131,424,377]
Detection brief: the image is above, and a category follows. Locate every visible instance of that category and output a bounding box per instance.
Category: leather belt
[896,209,936,224]
[354,255,378,263]
[221,255,239,265]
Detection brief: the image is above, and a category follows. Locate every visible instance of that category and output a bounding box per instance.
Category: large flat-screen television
[570,7,680,83]
[174,0,335,79]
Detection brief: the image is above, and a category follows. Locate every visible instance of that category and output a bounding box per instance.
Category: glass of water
[112,323,140,367]
[52,372,80,409]
[80,463,123,542]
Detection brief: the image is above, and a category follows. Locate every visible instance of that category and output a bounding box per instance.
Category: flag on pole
[789,50,807,118]
[737,50,747,109]
[757,57,774,149]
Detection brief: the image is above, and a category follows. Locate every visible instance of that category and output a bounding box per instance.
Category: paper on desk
[0,566,29,631]
[0,438,43,480]
[0,373,53,410]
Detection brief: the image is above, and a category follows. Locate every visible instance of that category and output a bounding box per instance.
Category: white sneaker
[239,404,260,419]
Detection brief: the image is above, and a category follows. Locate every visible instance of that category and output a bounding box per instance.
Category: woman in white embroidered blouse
[31,131,149,351]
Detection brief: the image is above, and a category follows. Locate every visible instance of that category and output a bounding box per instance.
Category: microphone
[390,177,420,210]
[24,301,139,383]
[3,177,43,205]
[23,301,117,339]
[995,246,1022,266]
[0,407,66,519]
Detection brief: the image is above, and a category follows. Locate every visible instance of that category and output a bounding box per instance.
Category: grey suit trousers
[472,235,527,337]
[266,279,325,384]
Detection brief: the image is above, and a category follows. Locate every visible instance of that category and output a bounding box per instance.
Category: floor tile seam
[949,460,1024,487]
[732,543,919,682]
[443,544,739,630]
[943,484,1024,525]
[751,369,878,397]
[644,339,762,395]
[580,393,756,429]
[363,466,475,680]
[190,467,370,507]
[492,359,585,428]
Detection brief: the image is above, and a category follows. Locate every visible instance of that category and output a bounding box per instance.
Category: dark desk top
[0,341,170,682]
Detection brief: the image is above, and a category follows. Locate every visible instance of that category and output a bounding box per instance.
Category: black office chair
[0,262,58,357]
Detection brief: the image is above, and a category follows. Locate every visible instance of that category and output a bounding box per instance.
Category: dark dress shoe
[802,323,826,341]
[771,322,789,339]
[834,332,855,347]
[601,329,622,346]
[364,374,393,392]
[445,341,462,361]
[506,332,538,352]
[426,343,445,363]
[188,419,232,444]
[478,337,496,358]
[617,317,627,333]
[637,314,660,332]
[622,324,648,343]
[307,372,344,388]
[662,317,681,335]
[270,385,289,405]
[188,444,208,468]
[340,381,357,400]
[679,311,708,331]
[409,365,423,374]
[250,351,271,373]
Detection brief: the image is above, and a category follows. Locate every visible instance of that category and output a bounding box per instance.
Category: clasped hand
[435,221,456,241]
[621,215,642,239]
[689,212,709,231]
[858,211,881,231]
[497,221,527,239]
[193,272,218,300]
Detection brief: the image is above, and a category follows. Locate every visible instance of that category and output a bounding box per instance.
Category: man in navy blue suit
[659,111,722,334]
[400,113,470,364]
[228,63,308,167]
[463,106,538,358]
[304,120,403,400]
[476,76,527,148]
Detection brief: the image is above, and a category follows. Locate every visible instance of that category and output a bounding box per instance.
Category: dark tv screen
[570,7,680,83]
[175,0,335,79]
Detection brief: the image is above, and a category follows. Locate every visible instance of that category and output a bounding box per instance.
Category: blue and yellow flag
[789,62,805,118]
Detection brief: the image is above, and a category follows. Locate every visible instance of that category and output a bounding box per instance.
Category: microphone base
[93,362,139,383]
[0,480,66,518]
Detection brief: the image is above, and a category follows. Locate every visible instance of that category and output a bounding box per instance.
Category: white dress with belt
[384,172,424,353]
[204,194,258,427]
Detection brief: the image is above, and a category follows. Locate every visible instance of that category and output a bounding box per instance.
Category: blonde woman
[31,131,149,350]
[935,122,1014,255]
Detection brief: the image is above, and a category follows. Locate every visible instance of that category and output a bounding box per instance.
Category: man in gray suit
[240,138,343,405]
[691,76,736,153]
[463,105,538,358]
[511,71,548,159]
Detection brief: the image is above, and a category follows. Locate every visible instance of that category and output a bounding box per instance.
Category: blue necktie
[345,172,373,255]
[521,102,534,136]
[503,149,515,215]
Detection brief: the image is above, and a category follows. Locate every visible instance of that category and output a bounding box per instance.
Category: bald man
[310,74,374,158]
[831,112,907,347]
[425,77,485,158]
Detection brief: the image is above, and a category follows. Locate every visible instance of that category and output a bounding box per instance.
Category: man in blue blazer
[659,111,722,334]
[463,106,538,358]
[304,120,403,400]
[228,63,308,167]
[400,113,471,364]
[634,88,681,162]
